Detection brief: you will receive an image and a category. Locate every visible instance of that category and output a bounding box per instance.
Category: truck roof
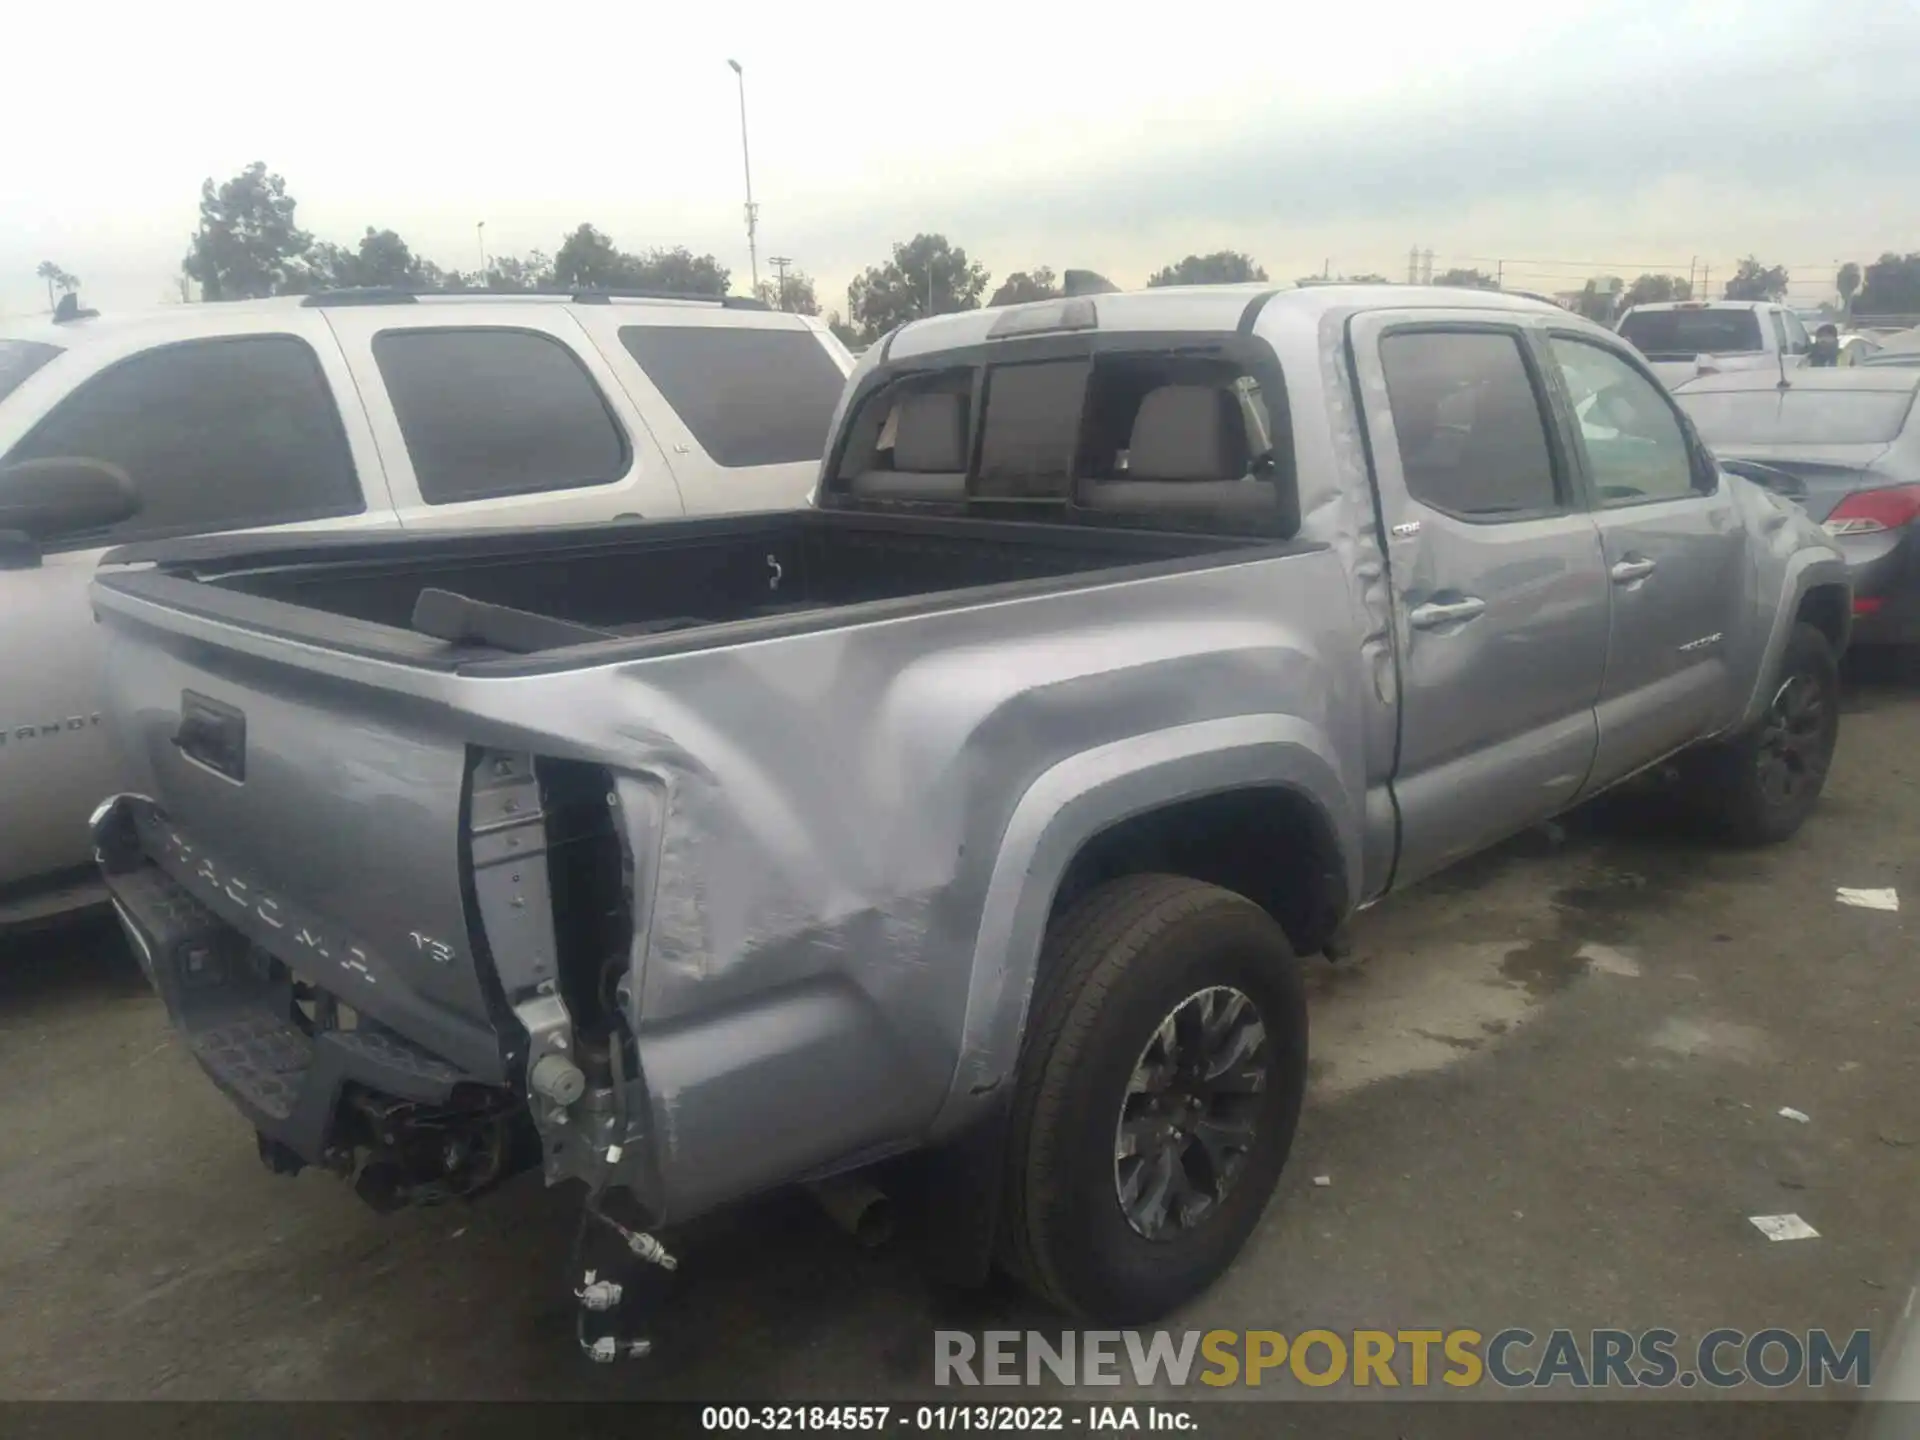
[882,283,1574,361]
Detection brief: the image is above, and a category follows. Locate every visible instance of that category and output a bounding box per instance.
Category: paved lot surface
[3,659,1918,1427]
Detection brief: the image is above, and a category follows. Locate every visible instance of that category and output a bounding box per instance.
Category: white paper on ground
[1749,1214,1820,1242]
[1778,1107,1811,1124]
[1836,887,1900,912]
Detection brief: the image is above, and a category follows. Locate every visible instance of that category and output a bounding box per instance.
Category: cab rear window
[0,340,62,405]
[1618,309,1763,359]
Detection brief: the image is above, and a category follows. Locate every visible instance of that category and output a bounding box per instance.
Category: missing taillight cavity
[537,759,634,1053]
[1824,484,1920,536]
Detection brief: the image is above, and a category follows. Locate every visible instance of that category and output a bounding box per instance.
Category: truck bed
[99,510,1285,675]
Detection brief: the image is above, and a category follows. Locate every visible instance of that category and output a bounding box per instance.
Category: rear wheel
[1000,875,1306,1322]
[1687,622,1840,845]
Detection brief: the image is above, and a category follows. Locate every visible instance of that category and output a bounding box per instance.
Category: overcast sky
[6,0,1917,319]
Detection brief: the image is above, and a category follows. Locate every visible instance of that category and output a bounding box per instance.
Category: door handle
[1409,597,1487,629]
[1611,557,1657,584]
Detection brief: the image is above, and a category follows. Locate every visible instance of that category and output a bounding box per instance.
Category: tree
[1572,277,1624,323]
[1434,267,1500,290]
[847,234,990,341]
[1619,273,1693,310]
[1854,253,1920,320]
[1723,256,1789,302]
[182,162,313,300]
[1147,251,1267,287]
[1837,261,1862,317]
[35,260,79,309]
[988,267,1059,306]
[298,227,443,292]
[825,311,862,348]
[552,225,728,295]
[756,270,822,314]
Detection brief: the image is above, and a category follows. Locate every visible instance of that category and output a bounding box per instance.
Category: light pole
[726,59,760,295]
[477,221,487,275]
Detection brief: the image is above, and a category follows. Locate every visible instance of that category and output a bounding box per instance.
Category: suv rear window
[619,325,845,468]
[1677,387,1919,445]
[0,339,61,405]
[1618,308,1764,359]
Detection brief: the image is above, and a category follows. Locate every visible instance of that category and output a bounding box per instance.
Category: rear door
[322,304,686,529]
[572,307,853,515]
[1351,312,1611,886]
[0,315,392,900]
[1544,332,1750,789]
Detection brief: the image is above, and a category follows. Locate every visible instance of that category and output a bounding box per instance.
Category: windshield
[1618,308,1763,359]
[1676,387,1918,445]
[0,339,62,406]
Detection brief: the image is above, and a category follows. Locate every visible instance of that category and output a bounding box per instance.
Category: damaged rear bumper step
[97,823,486,1170]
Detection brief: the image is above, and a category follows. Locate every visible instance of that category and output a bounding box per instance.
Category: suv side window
[373,328,628,504]
[1378,329,1562,519]
[4,335,361,546]
[618,325,845,468]
[1782,312,1812,356]
[1549,336,1699,507]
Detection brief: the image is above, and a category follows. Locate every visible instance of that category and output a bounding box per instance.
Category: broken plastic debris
[1312,1175,1332,1187]
[1778,1107,1811,1124]
[605,1144,623,1164]
[1836,887,1899,912]
[1749,1214,1820,1242]
[1577,943,1641,978]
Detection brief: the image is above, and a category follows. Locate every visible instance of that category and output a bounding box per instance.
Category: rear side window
[4,335,361,545]
[374,328,628,504]
[1678,387,1919,445]
[619,325,845,467]
[1379,330,1561,519]
[0,339,61,405]
[1618,308,1763,359]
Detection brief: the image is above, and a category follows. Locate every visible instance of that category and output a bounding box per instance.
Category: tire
[1000,875,1307,1322]
[1687,622,1840,845]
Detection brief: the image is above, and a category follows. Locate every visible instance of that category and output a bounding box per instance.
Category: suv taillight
[1823,484,1920,536]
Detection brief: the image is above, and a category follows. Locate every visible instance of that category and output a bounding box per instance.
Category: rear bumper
[1844,528,1920,647]
[92,795,486,1167]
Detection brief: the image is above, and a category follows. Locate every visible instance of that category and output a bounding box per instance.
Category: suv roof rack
[568,288,769,310]
[301,288,420,308]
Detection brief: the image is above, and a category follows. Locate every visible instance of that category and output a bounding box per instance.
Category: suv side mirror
[0,456,139,544]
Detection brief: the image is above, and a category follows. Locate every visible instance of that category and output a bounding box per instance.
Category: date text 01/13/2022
[699,1406,1196,1432]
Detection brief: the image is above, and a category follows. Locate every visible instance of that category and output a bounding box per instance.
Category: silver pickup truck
[88,283,1848,1341]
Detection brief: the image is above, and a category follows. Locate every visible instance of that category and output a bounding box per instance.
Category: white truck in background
[0,288,853,930]
[1616,299,1812,389]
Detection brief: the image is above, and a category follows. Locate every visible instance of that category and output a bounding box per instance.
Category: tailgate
[91,578,511,1090]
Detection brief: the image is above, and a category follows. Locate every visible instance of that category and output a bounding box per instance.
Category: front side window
[1379,330,1561,519]
[5,335,361,545]
[1550,337,1699,507]
[374,328,628,504]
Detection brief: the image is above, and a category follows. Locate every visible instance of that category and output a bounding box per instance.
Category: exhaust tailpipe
[804,1174,895,1248]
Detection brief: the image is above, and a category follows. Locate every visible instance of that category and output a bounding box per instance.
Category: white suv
[0,288,854,929]
[1615,299,1811,389]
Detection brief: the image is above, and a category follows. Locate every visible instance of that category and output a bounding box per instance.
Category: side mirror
[0,456,139,544]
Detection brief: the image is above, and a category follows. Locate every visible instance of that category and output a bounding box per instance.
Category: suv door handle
[1611,557,1657,584]
[1409,597,1487,629]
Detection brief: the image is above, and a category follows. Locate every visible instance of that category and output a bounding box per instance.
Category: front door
[1353,315,1612,887]
[1543,333,1750,790]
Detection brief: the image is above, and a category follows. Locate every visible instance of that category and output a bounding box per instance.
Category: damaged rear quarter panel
[455,547,1368,1219]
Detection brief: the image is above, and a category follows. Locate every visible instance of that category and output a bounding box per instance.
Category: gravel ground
[3,658,1917,1432]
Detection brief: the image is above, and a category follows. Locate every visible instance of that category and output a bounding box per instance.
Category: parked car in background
[1863,328,1920,368]
[1616,299,1810,388]
[83,283,1847,1341]
[1675,368,1920,647]
[0,289,854,931]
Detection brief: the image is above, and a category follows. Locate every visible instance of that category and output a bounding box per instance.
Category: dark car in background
[1675,368,1920,647]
